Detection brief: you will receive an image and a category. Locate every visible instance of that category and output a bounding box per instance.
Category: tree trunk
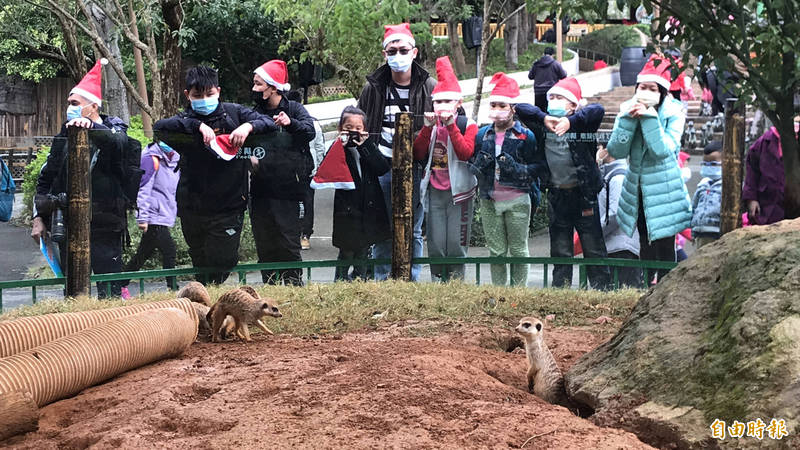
[55,11,86,83]
[518,9,529,53]
[504,3,519,69]
[447,21,468,76]
[0,391,38,441]
[775,112,800,220]
[529,13,537,43]
[89,0,130,123]
[160,0,183,116]
[471,0,495,122]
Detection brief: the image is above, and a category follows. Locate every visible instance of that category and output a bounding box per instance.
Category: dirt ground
[3,321,653,449]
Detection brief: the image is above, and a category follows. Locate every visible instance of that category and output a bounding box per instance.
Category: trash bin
[620,46,648,86]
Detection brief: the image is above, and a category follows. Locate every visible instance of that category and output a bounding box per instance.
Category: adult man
[249,60,316,286]
[154,66,275,284]
[527,47,566,111]
[357,23,436,281]
[31,59,131,298]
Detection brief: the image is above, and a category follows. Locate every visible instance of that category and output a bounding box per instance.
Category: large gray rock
[566,219,800,449]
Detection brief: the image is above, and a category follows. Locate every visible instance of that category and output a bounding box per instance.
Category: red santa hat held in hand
[547,77,587,106]
[636,54,672,90]
[431,56,462,101]
[488,72,520,104]
[254,60,291,91]
[208,134,239,161]
[383,23,415,49]
[310,139,355,190]
[70,58,108,105]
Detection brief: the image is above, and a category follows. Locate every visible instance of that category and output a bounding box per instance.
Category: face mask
[251,90,266,104]
[433,103,457,115]
[387,53,413,73]
[488,110,511,123]
[66,104,84,121]
[700,162,722,180]
[547,99,568,117]
[635,89,661,107]
[191,95,219,116]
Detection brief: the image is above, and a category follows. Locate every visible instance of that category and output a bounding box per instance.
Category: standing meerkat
[515,317,567,406]
[207,287,282,343]
[177,281,211,306]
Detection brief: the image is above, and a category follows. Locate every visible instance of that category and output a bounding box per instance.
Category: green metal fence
[0,256,678,312]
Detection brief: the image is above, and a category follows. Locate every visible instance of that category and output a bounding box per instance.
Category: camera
[47,193,68,243]
[346,130,363,147]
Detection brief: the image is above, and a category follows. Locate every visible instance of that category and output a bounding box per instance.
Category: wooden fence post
[720,98,745,234]
[391,112,413,281]
[66,127,91,297]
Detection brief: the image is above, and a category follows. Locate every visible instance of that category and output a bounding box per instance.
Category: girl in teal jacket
[607,57,692,283]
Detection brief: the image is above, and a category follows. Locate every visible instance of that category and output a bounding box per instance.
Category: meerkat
[515,317,567,406]
[191,301,212,337]
[218,284,261,340]
[177,281,211,306]
[207,287,282,343]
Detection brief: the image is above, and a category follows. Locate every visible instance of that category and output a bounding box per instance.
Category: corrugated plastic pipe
[0,299,197,358]
[0,307,196,408]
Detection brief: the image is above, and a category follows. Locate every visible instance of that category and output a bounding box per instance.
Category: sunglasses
[385,48,413,56]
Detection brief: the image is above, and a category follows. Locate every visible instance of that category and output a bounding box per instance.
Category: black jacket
[527,55,567,94]
[35,115,129,232]
[250,96,316,201]
[333,140,391,250]
[153,102,275,216]
[516,103,605,209]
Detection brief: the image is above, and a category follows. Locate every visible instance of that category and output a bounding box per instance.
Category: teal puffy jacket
[606,96,692,242]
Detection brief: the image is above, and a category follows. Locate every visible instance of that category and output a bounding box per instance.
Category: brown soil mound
[3,323,651,449]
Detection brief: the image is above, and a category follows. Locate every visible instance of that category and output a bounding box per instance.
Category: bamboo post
[66,127,91,297]
[0,391,38,441]
[391,112,413,281]
[720,98,745,234]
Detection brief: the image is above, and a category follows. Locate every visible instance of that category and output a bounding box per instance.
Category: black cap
[704,140,723,155]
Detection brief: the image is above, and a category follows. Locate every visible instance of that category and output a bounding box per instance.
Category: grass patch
[0,282,641,336]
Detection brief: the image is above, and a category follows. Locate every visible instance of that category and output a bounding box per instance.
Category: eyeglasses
[385,48,413,56]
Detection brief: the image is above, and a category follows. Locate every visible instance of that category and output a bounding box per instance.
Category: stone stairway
[585,85,725,155]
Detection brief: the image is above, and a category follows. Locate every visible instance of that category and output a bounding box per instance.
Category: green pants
[480,195,531,286]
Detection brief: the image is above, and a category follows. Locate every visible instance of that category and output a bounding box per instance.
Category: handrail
[0,256,677,312]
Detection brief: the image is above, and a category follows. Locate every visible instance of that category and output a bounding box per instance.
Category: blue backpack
[0,157,15,222]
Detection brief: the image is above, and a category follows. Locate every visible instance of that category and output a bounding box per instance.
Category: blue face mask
[547,99,568,117]
[66,104,84,121]
[700,162,722,180]
[191,96,219,116]
[387,53,413,73]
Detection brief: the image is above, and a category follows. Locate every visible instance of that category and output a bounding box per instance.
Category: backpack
[122,136,144,210]
[603,166,627,225]
[0,156,15,222]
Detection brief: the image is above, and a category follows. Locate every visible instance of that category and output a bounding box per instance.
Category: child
[153,66,276,284]
[121,141,181,296]
[311,106,390,281]
[469,73,540,286]
[516,77,612,290]
[413,56,478,281]
[691,141,723,248]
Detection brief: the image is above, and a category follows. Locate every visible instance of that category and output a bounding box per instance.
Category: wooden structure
[66,127,91,297]
[391,112,413,280]
[720,98,746,234]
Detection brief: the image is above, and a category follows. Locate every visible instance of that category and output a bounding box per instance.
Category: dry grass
[0,282,642,336]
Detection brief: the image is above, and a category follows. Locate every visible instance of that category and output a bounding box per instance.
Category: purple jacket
[742,127,785,225]
[136,143,180,227]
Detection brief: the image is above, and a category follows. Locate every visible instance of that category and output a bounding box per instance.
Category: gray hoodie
[597,159,640,256]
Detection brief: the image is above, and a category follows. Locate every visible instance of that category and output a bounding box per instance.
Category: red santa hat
[488,72,520,104]
[547,77,586,106]
[254,60,291,92]
[431,56,462,101]
[70,58,108,106]
[208,134,239,161]
[383,23,415,49]
[637,54,672,90]
[310,139,355,190]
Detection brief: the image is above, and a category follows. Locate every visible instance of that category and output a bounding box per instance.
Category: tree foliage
[263,0,430,99]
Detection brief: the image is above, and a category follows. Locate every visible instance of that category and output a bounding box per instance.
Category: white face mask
[635,89,661,107]
[433,103,457,115]
[488,109,511,122]
[387,53,413,73]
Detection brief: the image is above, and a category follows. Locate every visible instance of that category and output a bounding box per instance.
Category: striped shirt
[378,83,410,158]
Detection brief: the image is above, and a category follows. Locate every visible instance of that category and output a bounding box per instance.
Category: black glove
[469,151,494,175]
[498,152,526,181]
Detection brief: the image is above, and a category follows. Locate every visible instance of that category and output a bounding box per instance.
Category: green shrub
[573,25,644,60]
[16,146,50,226]
[127,115,150,147]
